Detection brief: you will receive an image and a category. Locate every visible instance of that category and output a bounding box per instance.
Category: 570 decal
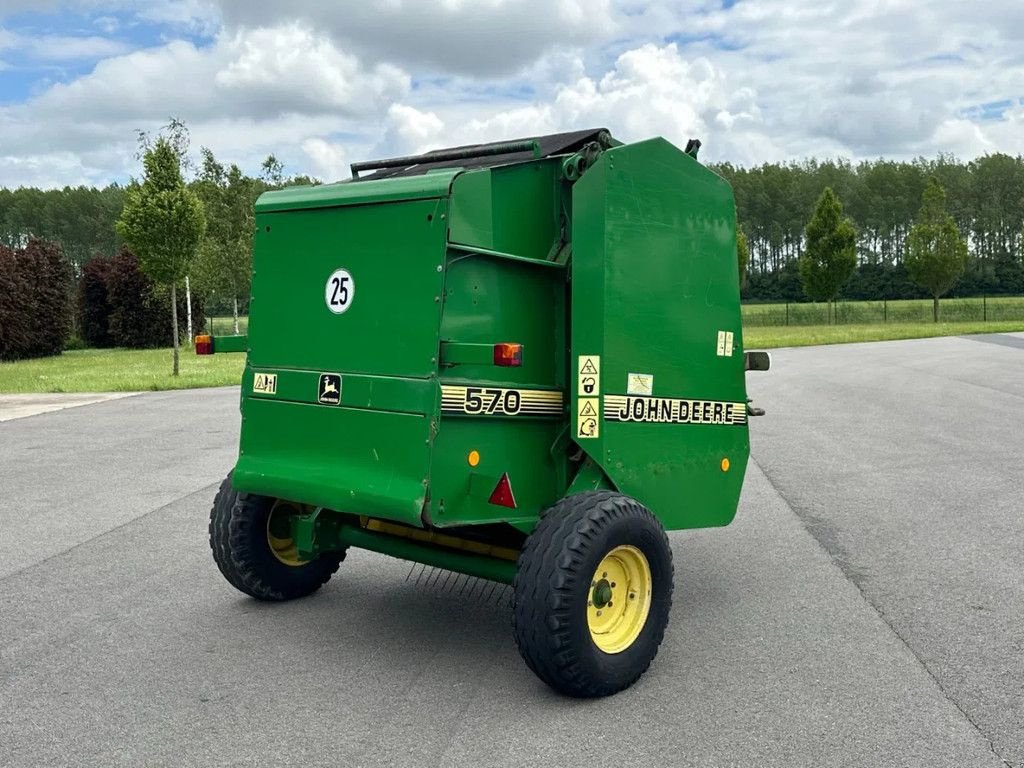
[441,385,563,418]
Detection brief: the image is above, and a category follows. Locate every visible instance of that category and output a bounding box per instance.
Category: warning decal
[441,386,562,417]
[575,355,601,438]
[605,395,747,426]
[252,373,277,395]
[578,355,600,396]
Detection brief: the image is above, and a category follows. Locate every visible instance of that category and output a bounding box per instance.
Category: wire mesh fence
[741,296,1024,327]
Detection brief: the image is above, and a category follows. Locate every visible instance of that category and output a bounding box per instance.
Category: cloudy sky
[1,0,1023,188]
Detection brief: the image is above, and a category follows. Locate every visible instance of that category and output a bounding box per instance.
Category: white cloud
[213,0,616,76]
[3,0,1024,188]
[0,23,409,186]
[301,138,348,182]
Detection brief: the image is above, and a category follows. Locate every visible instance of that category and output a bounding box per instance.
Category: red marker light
[195,335,213,355]
[488,472,517,508]
[493,343,522,367]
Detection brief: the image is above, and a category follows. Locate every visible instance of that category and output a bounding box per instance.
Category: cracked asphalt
[1,334,1021,767]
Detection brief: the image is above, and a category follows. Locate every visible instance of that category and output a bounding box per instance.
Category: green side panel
[570,138,749,531]
[255,170,460,213]
[243,366,435,413]
[428,418,563,529]
[248,198,447,377]
[427,244,568,528]
[232,398,431,526]
[449,161,561,261]
[437,251,566,387]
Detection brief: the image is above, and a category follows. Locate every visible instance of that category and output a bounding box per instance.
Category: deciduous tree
[116,136,206,375]
[905,177,968,321]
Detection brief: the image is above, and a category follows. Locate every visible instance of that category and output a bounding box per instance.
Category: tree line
[712,154,1024,301]
[0,120,315,368]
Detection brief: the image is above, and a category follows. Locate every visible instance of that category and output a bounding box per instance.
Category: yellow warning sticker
[578,355,600,396]
[253,372,277,395]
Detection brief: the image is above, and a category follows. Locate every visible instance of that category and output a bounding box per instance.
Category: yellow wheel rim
[266,501,309,567]
[586,545,652,654]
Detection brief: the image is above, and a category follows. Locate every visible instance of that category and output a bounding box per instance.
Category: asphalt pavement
[0,335,1021,767]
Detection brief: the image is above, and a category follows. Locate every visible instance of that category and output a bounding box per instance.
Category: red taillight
[488,472,517,508]
[195,335,213,355]
[493,343,522,367]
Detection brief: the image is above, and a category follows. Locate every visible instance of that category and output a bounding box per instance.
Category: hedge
[77,248,204,349]
[0,238,74,361]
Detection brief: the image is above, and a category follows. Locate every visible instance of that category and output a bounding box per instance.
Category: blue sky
[1,0,1022,188]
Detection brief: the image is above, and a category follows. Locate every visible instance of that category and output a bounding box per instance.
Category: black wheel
[512,490,673,697]
[209,474,344,601]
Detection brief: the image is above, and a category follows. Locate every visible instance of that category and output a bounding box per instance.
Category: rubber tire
[209,474,344,601]
[512,490,673,697]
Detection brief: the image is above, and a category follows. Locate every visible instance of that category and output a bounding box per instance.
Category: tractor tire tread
[512,490,673,697]
[209,473,343,602]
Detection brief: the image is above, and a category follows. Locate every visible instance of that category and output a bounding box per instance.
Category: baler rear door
[233,181,453,526]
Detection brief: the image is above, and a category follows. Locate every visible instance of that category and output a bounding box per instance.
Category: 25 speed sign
[325,268,355,314]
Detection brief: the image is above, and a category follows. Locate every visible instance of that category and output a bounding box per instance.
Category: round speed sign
[325,268,354,314]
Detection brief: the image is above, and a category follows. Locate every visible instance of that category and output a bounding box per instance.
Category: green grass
[0,347,246,393]
[207,316,249,335]
[3,313,1022,394]
[742,296,1024,326]
[745,320,1024,349]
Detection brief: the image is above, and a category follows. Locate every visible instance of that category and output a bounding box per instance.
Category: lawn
[745,320,1024,349]
[3,319,1022,394]
[0,347,245,393]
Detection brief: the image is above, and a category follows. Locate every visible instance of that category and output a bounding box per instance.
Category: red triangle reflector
[488,472,517,508]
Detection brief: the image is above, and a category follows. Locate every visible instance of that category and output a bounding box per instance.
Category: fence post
[983,294,987,322]
[883,298,887,324]
[786,302,790,326]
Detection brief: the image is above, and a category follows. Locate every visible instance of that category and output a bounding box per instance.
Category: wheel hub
[586,545,652,654]
[267,501,310,567]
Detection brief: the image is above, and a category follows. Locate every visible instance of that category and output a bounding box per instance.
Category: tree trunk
[233,297,240,335]
[185,276,193,345]
[933,295,939,323]
[171,282,180,376]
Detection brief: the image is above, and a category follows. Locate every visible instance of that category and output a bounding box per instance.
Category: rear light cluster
[195,335,213,355]
[493,343,522,367]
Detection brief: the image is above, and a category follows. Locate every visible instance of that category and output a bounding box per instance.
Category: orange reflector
[493,343,522,367]
[467,450,480,467]
[721,457,730,472]
[488,472,517,508]
[195,335,213,355]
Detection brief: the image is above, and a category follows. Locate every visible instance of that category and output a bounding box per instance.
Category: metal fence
[741,296,1024,327]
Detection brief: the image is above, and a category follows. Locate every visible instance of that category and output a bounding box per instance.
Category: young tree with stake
[116,137,206,376]
[905,177,968,322]
[799,187,857,323]
[193,148,256,334]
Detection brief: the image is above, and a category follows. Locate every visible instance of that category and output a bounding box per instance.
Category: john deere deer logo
[318,373,342,405]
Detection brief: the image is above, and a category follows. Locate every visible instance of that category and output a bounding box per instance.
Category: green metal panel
[244,366,436,414]
[570,138,749,530]
[248,198,447,377]
[256,170,460,213]
[449,161,562,261]
[424,239,568,529]
[234,189,453,524]
[210,334,247,353]
[232,397,432,526]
